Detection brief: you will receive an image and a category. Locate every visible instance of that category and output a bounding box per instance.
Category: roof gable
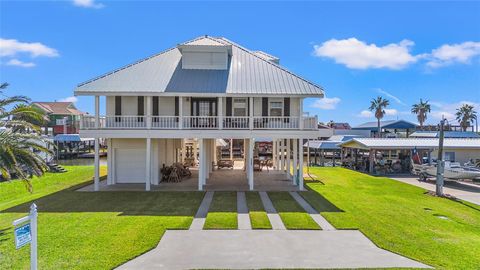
[32,102,83,115]
[75,36,324,96]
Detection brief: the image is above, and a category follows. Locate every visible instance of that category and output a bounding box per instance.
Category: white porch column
[286,139,291,179]
[249,97,254,130]
[280,139,286,173]
[94,138,100,191]
[248,138,254,190]
[230,139,233,160]
[299,97,304,130]
[94,95,100,129]
[145,138,151,191]
[276,140,281,170]
[272,139,277,170]
[198,139,204,190]
[179,97,183,129]
[181,139,186,164]
[293,137,298,185]
[193,140,198,165]
[146,96,152,129]
[107,138,112,185]
[298,138,304,190]
[218,97,223,130]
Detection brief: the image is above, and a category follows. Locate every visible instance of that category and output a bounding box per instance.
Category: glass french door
[191,98,217,128]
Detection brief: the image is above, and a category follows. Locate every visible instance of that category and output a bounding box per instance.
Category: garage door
[115,148,146,183]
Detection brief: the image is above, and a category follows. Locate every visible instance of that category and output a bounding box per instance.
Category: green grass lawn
[245,192,272,229]
[203,191,238,229]
[267,192,320,230]
[304,167,480,269]
[0,166,204,270]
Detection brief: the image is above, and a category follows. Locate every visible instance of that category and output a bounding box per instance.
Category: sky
[1,0,480,127]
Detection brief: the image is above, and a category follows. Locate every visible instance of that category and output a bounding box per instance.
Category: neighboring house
[410,131,480,139]
[74,35,325,191]
[32,102,84,135]
[352,120,418,138]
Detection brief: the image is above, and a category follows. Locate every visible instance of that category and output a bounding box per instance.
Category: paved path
[237,192,251,230]
[117,230,431,270]
[259,191,286,230]
[391,176,480,205]
[189,191,214,230]
[289,191,336,231]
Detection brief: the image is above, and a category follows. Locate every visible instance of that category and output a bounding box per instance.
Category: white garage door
[115,149,146,183]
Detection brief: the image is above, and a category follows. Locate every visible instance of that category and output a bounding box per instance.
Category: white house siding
[159,97,175,116]
[431,148,480,164]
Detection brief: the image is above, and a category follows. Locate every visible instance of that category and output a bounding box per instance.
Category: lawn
[267,192,320,230]
[245,192,272,229]
[304,167,480,269]
[0,166,204,270]
[203,191,238,229]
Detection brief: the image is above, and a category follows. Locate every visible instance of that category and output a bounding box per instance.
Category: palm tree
[369,96,390,137]
[455,104,477,131]
[0,82,52,191]
[411,99,431,129]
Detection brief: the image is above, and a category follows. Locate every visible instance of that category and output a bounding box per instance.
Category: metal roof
[410,131,480,138]
[352,120,418,130]
[339,138,480,150]
[54,134,94,142]
[75,36,324,97]
[304,135,365,150]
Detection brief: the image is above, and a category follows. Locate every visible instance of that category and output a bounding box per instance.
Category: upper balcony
[80,115,318,131]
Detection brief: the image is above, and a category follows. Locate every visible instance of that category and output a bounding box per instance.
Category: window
[444,152,456,162]
[269,101,283,117]
[233,98,247,116]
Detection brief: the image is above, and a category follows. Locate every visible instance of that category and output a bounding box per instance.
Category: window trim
[233,98,247,117]
[268,99,284,117]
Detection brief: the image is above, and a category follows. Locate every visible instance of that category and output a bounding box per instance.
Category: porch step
[48,163,68,173]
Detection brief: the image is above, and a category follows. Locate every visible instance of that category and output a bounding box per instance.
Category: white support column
[94,138,100,191]
[193,140,198,165]
[293,137,298,185]
[198,139,204,190]
[286,139,291,179]
[145,138,151,191]
[179,97,183,129]
[298,138,304,190]
[107,138,112,185]
[181,139,186,164]
[245,139,249,177]
[299,98,304,130]
[218,97,223,130]
[94,95,100,129]
[249,138,254,190]
[146,96,152,129]
[276,140,281,170]
[272,139,277,170]
[280,139,286,174]
[249,97,254,130]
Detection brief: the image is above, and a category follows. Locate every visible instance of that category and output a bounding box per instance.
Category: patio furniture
[254,159,262,171]
[217,159,234,169]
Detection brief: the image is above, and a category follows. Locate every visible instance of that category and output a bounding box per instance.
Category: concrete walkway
[259,191,286,230]
[117,230,430,270]
[289,191,336,231]
[391,176,480,205]
[189,191,214,230]
[237,192,251,230]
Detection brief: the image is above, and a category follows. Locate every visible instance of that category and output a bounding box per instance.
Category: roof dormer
[178,44,232,70]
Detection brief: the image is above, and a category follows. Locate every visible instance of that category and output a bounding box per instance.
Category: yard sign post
[12,203,38,270]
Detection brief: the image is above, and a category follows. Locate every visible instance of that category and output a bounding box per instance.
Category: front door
[191,98,217,128]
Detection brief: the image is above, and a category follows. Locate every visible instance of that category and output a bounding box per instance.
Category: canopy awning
[54,134,95,142]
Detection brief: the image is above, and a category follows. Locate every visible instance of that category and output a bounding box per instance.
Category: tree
[369,96,390,137]
[455,104,477,131]
[0,83,52,191]
[411,99,431,129]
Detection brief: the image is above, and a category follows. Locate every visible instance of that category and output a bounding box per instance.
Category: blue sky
[1,1,479,126]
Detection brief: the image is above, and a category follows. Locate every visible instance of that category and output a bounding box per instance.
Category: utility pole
[435,117,445,196]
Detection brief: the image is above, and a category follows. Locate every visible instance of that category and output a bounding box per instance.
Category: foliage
[455,103,477,131]
[369,96,390,137]
[411,99,431,128]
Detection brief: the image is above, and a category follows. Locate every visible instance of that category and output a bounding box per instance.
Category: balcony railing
[80,115,318,130]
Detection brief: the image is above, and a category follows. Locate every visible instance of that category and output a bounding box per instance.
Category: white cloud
[313,38,418,70]
[311,97,341,110]
[376,88,406,105]
[73,0,104,9]
[358,110,373,118]
[430,100,479,121]
[0,38,58,58]
[385,109,398,116]
[59,96,78,103]
[5,59,35,68]
[427,41,480,68]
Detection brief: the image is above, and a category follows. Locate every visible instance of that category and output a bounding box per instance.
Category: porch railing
[80,115,318,130]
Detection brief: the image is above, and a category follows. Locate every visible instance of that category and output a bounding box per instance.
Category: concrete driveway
[391,176,480,205]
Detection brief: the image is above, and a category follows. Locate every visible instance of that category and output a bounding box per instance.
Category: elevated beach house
[75,36,325,191]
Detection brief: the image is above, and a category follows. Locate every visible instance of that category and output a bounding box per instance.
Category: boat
[412,160,480,181]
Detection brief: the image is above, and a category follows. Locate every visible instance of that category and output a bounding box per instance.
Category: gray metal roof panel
[75,36,324,96]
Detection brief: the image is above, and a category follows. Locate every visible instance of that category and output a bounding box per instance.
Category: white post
[286,139,291,179]
[276,140,281,170]
[230,139,233,160]
[293,137,298,185]
[146,96,152,129]
[272,139,277,170]
[193,140,198,165]
[179,97,183,129]
[181,139,186,164]
[249,97,254,130]
[198,139,204,190]
[249,138,254,190]
[218,97,223,130]
[298,138,304,190]
[299,97,304,130]
[30,203,37,270]
[95,95,100,129]
[145,138,151,191]
[280,139,286,173]
[94,138,100,191]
